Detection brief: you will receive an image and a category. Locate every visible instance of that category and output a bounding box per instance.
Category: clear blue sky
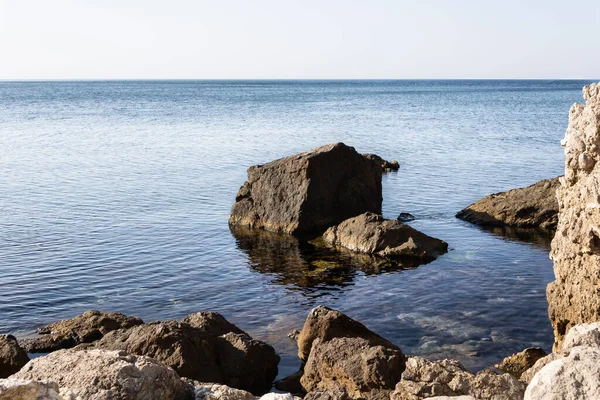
[1,0,598,79]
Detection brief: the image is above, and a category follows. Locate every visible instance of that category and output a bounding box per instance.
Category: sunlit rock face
[548,82,600,350]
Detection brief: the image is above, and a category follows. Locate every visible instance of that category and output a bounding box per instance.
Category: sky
[1,0,599,80]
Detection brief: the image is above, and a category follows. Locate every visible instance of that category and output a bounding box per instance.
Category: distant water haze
[0,80,593,377]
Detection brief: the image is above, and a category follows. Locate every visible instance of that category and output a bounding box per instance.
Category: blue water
[0,80,594,378]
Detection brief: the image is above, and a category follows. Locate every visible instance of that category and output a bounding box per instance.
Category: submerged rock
[0,379,61,400]
[79,314,279,395]
[494,347,547,379]
[21,310,143,353]
[456,177,560,230]
[229,143,382,235]
[397,212,416,222]
[12,349,194,399]
[0,335,29,378]
[322,212,447,262]
[548,82,600,349]
[363,153,400,172]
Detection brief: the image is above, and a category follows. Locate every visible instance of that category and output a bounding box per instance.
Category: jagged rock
[21,310,143,353]
[229,143,382,235]
[548,82,600,349]
[390,356,526,400]
[287,330,300,342]
[524,346,600,400]
[12,349,194,399]
[493,347,547,379]
[456,177,560,230]
[79,316,279,395]
[0,379,61,400]
[301,337,404,399]
[0,335,29,378]
[363,153,400,172]
[304,386,350,400]
[297,306,399,362]
[180,311,245,336]
[193,382,256,400]
[322,212,447,262]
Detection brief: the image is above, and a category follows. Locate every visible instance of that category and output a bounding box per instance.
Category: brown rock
[21,310,143,353]
[0,335,29,378]
[229,143,382,235]
[301,337,405,400]
[322,212,448,262]
[297,306,399,362]
[180,311,245,336]
[12,349,194,399]
[363,153,400,172]
[456,177,560,230]
[303,386,351,400]
[493,347,547,379]
[548,82,600,349]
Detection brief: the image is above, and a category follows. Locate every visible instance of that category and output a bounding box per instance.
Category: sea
[0,79,595,378]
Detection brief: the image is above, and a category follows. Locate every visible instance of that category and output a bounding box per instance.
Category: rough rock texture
[194,382,256,400]
[493,346,547,379]
[12,349,193,400]
[180,311,245,336]
[229,143,382,235]
[0,379,61,400]
[80,318,279,395]
[363,153,399,172]
[524,346,600,400]
[303,386,350,400]
[322,212,448,262]
[297,306,399,362]
[0,335,29,378]
[548,82,600,349]
[390,356,526,400]
[301,337,405,399]
[21,310,144,353]
[456,177,560,230]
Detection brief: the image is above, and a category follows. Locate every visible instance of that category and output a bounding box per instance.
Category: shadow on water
[229,225,433,293]
[458,221,554,250]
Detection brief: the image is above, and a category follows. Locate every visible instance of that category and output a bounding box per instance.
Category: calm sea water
[0,80,594,378]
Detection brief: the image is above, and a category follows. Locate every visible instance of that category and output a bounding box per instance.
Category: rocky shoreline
[3,82,600,399]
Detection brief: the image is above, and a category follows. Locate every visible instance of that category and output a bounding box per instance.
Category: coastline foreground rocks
[323,212,448,262]
[548,82,600,349]
[456,177,560,231]
[0,335,29,379]
[229,143,382,235]
[493,347,547,379]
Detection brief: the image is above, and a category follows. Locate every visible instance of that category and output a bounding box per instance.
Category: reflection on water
[473,224,554,250]
[230,225,433,292]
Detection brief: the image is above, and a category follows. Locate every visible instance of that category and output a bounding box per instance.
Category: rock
[322,212,448,262]
[0,335,29,378]
[493,347,547,379]
[297,306,400,362]
[456,176,560,230]
[524,346,600,400]
[287,329,300,342]
[275,369,304,395]
[21,310,144,353]
[80,318,279,395]
[180,311,245,336]
[194,382,256,400]
[259,393,302,400]
[303,386,351,400]
[397,213,416,222]
[301,337,405,399]
[562,321,600,350]
[363,153,400,172]
[548,82,600,349]
[12,349,194,399]
[0,379,61,400]
[390,356,526,400]
[229,143,382,235]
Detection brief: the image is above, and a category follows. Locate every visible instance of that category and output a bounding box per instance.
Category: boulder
[0,335,29,378]
[548,82,600,349]
[363,153,400,172]
[524,346,600,400]
[397,213,416,222]
[297,306,399,362]
[194,382,256,400]
[0,379,61,400]
[303,386,351,400]
[322,212,448,262]
[301,337,405,399]
[80,316,279,395]
[390,356,526,400]
[21,310,143,353]
[180,311,245,336]
[229,143,382,235]
[493,347,547,379]
[12,349,194,399]
[456,177,560,230]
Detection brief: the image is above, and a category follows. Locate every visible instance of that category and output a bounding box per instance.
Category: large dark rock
[322,212,448,262]
[78,313,279,395]
[20,310,144,353]
[456,177,560,231]
[229,143,382,235]
[0,335,29,378]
